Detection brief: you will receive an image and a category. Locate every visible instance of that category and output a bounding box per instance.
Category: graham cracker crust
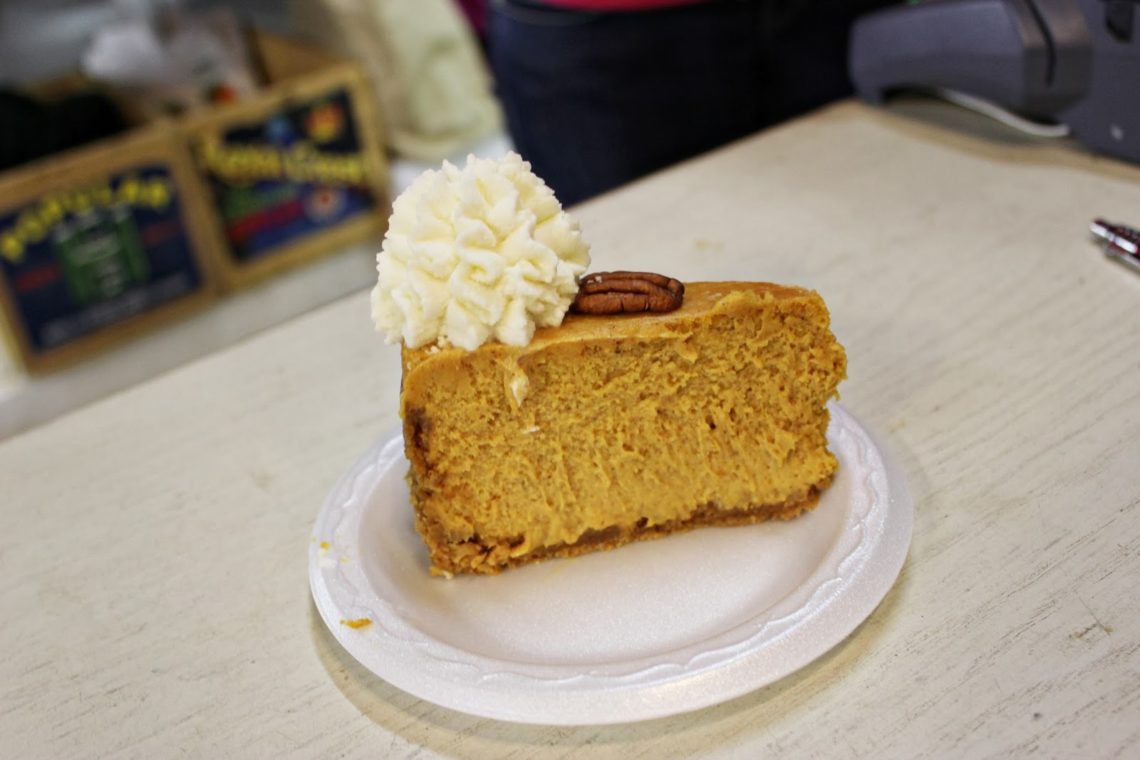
[425,476,832,576]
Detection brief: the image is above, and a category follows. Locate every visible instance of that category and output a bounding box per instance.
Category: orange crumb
[319,541,330,550]
[340,618,372,629]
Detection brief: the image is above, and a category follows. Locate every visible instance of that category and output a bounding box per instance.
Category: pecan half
[571,271,685,315]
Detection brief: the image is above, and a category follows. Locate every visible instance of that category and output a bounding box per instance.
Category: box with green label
[0,125,221,373]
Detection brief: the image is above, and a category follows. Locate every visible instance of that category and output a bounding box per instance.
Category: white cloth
[289,0,503,161]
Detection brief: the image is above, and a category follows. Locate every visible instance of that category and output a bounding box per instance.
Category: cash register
[849,0,1140,164]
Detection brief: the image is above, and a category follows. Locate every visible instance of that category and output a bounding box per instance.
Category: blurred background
[0,0,516,437]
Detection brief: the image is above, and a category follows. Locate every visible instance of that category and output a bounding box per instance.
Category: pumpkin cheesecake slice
[400,281,846,575]
[370,152,845,575]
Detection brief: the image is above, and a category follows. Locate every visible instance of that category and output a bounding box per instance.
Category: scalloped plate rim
[309,403,912,725]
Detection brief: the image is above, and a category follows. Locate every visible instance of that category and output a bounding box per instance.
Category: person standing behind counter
[487,0,893,205]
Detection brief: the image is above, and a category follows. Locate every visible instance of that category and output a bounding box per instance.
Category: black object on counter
[849,0,1140,166]
[0,88,126,172]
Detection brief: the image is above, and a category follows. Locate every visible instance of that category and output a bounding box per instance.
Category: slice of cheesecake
[400,281,847,576]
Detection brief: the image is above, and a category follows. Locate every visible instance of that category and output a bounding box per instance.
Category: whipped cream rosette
[371,152,591,350]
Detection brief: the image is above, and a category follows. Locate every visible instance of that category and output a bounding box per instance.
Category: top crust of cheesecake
[403,281,818,369]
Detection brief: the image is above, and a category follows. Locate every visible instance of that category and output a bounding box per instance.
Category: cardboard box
[0,124,221,373]
[182,33,389,290]
[0,31,389,372]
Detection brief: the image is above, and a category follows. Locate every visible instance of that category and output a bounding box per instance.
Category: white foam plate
[309,403,912,725]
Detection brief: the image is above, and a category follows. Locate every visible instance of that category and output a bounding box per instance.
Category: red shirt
[538,0,709,10]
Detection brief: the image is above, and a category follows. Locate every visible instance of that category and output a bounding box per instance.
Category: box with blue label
[0,125,220,373]
[182,34,389,290]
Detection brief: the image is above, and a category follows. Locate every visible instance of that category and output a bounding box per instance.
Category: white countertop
[2,99,1138,758]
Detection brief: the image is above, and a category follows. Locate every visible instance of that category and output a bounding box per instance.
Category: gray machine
[849,0,1140,163]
